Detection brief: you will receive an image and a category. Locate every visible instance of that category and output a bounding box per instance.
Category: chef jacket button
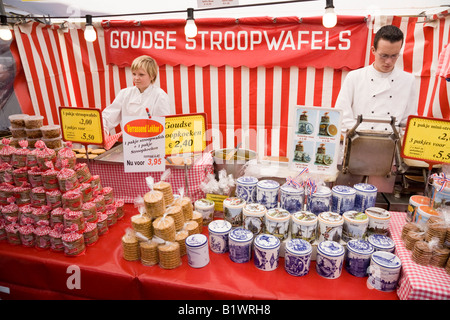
[371,127,374,129]
[371,79,374,81]
[385,128,388,130]
[391,79,394,82]
[390,96,392,98]
[387,112,390,115]
[373,95,376,97]
[371,111,374,114]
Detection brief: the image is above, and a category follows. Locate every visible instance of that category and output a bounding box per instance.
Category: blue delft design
[316,241,344,279]
[345,239,374,277]
[367,234,395,253]
[353,183,377,212]
[307,186,331,215]
[256,180,280,209]
[228,228,254,263]
[331,185,356,215]
[208,220,232,254]
[236,176,259,203]
[368,251,402,292]
[280,184,305,213]
[284,239,312,277]
[253,234,281,271]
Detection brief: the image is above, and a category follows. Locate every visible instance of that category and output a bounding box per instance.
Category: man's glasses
[375,52,400,60]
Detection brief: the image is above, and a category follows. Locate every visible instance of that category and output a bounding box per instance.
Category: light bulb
[84,25,97,42]
[0,25,12,41]
[184,19,197,38]
[322,7,337,28]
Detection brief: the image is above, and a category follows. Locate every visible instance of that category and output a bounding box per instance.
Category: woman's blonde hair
[131,55,158,84]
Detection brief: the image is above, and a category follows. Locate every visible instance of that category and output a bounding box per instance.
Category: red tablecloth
[0,204,399,300]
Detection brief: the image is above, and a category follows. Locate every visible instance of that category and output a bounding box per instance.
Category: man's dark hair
[373,25,404,50]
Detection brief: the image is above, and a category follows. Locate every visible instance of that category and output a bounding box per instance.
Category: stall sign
[401,116,450,164]
[165,113,207,156]
[122,116,166,172]
[59,106,104,145]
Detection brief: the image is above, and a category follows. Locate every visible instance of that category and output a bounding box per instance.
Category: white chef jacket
[335,64,417,132]
[102,84,171,133]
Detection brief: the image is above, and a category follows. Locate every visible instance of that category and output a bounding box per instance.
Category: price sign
[165,113,207,156]
[59,106,104,145]
[401,116,450,164]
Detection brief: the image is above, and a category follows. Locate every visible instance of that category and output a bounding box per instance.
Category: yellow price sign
[164,113,207,156]
[59,106,104,145]
[402,116,450,164]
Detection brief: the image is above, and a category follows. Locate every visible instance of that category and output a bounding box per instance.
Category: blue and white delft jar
[228,227,254,263]
[253,234,281,271]
[236,176,259,203]
[367,251,402,292]
[306,186,331,215]
[280,183,305,214]
[345,239,374,277]
[353,183,377,212]
[284,238,312,277]
[185,234,210,268]
[316,240,345,279]
[331,185,356,215]
[256,179,280,210]
[242,203,267,235]
[208,219,232,254]
[367,234,396,253]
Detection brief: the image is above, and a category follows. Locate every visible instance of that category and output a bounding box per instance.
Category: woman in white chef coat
[335,25,417,132]
[102,55,171,134]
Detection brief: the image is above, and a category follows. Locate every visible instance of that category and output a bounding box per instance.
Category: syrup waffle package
[154,169,174,206]
[143,176,165,219]
[121,228,140,261]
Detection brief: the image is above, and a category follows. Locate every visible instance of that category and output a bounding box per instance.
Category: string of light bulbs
[0,0,338,42]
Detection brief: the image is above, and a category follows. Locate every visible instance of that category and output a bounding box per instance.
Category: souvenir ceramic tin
[306,186,331,215]
[236,176,258,203]
[208,219,232,254]
[367,251,402,292]
[367,234,396,253]
[345,239,374,277]
[353,183,377,212]
[291,211,317,243]
[228,228,254,263]
[342,210,369,242]
[284,238,312,277]
[223,197,246,228]
[253,234,281,271]
[242,203,267,235]
[265,208,291,240]
[431,180,450,209]
[316,240,345,279]
[194,199,215,225]
[331,185,356,215]
[256,179,280,209]
[317,211,344,242]
[185,234,210,268]
[415,205,440,227]
[407,195,430,222]
[280,184,305,213]
[365,207,391,237]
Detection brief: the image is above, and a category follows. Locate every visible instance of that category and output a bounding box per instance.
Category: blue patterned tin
[367,234,395,253]
[367,251,402,292]
[284,238,312,277]
[253,234,281,271]
[353,183,377,212]
[228,227,254,263]
[236,176,258,203]
[316,240,345,279]
[208,219,232,254]
[280,184,305,213]
[331,185,356,215]
[256,179,280,209]
[306,186,331,215]
[345,239,374,277]
[185,234,210,268]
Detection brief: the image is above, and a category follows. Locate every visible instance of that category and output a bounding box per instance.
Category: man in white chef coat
[335,25,417,132]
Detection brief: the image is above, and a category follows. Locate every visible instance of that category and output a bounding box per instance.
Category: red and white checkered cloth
[390,211,450,300]
[88,152,214,204]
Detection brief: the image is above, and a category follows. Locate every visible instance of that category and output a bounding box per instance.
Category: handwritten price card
[165,113,207,156]
[402,116,450,164]
[59,107,104,145]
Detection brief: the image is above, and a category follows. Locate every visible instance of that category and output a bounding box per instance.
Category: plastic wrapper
[57,168,79,192]
[152,213,176,242]
[5,219,21,245]
[199,169,235,196]
[28,167,43,188]
[80,182,93,202]
[143,176,165,218]
[1,197,19,220]
[114,199,125,220]
[63,209,85,232]
[32,205,51,224]
[49,223,64,252]
[35,140,56,170]
[12,167,28,187]
[81,201,97,223]
[96,213,109,236]
[19,217,35,247]
[50,207,65,226]
[83,222,99,246]
[31,186,47,207]
[55,141,76,170]
[13,182,31,206]
[0,163,13,185]
[0,138,16,164]
[102,186,114,205]
[34,220,51,250]
[75,162,92,184]
[154,169,174,206]
[11,140,30,168]
[121,228,140,261]
[42,162,59,191]
[46,189,62,209]
[62,224,86,256]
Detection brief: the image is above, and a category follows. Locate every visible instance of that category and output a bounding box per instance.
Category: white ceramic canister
[415,205,440,227]
[235,176,259,203]
[280,183,305,213]
[367,234,396,253]
[208,219,232,254]
[228,227,254,263]
[331,185,356,215]
[253,234,281,271]
[256,179,280,210]
[345,239,374,277]
[265,208,291,241]
[342,210,369,242]
[306,185,332,215]
[317,211,344,242]
[406,195,430,223]
[242,203,267,235]
[223,197,246,228]
[194,198,215,225]
[185,234,210,268]
[353,183,378,212]
[367,251,402,292]
[284,238,313,277]
[291,210,318,243]
[316,240,345,279]
[431,180,450,209]
[365,207,391,237]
